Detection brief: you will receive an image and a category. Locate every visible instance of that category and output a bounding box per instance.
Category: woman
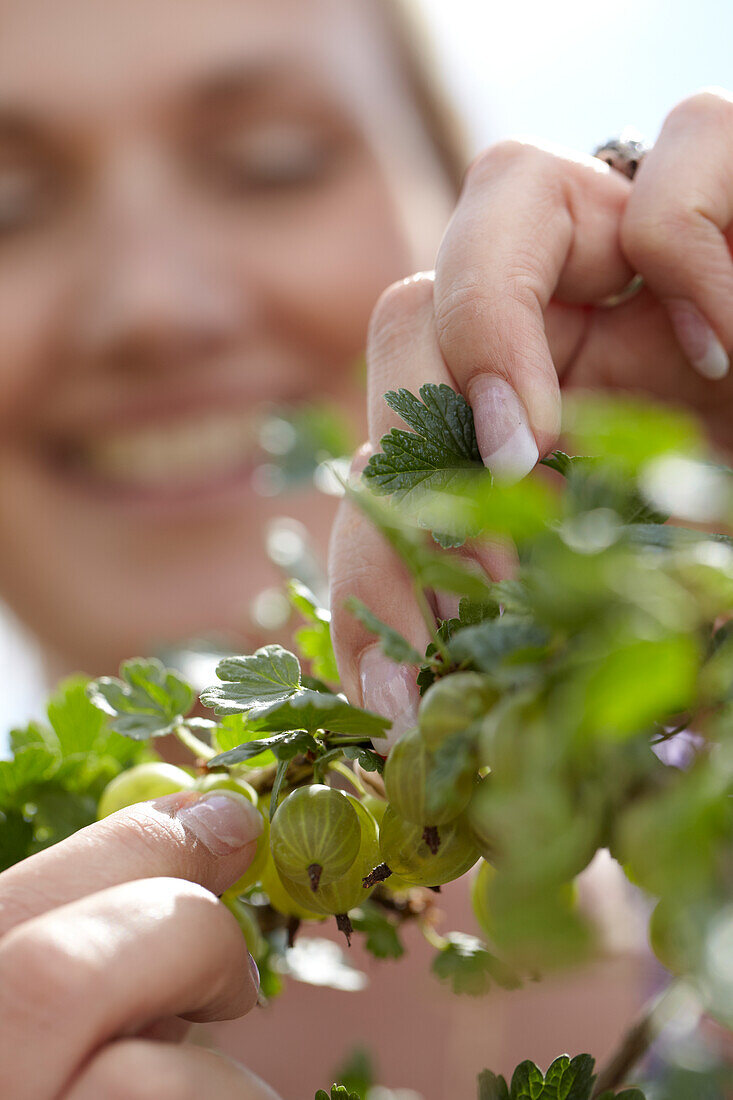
[0,0,731,1095]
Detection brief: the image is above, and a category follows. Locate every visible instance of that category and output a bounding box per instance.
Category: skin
[0,0,455,673]
[0,1,456,1095]
[2,0,732,1095]
[330,91,733,741]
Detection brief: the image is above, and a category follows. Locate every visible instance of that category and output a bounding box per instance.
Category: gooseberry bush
[2,384,733,1098]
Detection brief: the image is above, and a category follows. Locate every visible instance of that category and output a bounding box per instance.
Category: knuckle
[465,139,536,187]
[621,202,695,267]
[367,274,434,352]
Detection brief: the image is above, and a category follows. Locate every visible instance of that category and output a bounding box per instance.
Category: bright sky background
[420,0,731,154]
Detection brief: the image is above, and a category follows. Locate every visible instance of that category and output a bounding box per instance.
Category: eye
[203,122,338,194]
[0,161,51,236]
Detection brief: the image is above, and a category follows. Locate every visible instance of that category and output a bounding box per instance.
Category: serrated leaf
[346,597,422,664]
[342,745,385,774]
[202,646,301,716]
[87,658,195,740]
[207,730,317,768]
[364,384,482,510]
[350,903,405,960]
[253,691,389,738]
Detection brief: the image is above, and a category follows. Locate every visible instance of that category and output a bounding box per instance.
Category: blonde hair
[374,0,471,195]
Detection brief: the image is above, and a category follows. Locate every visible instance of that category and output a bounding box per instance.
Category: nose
[76,149,242,375]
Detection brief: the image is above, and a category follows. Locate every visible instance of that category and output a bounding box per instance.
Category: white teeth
[83,411,260,488]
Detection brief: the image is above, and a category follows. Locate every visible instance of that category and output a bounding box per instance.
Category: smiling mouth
[53,408,265,500]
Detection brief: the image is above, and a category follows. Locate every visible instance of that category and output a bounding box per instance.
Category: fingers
[622,89,733,380]
[0,789,263,937]
[0,877,260,1100]
[64,1038,282,1100]
[329,495,428,750]
[366,272,452,445]
[433,140,633,472]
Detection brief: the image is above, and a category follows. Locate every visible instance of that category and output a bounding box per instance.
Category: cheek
[0,243,69,422]
[228,168,413,364]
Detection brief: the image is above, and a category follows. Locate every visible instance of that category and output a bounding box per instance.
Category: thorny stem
[173,722,216,763]
[592,980,693,1096]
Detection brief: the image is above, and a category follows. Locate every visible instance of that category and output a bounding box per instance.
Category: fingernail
[175,791,264,857]
[470,377,539,482]
[666,299,729,380]
[360,644,420,751]
[248,953,260,989]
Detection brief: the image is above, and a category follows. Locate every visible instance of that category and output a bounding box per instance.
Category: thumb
[0,789,264,938]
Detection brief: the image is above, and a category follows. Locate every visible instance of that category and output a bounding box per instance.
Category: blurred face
[0,0,454,670]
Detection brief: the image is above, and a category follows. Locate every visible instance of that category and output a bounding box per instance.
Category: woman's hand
[0,789,281,1100]
[330,88,733,744]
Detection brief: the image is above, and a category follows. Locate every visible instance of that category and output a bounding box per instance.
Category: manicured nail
[248,953,260,988]
[470,377,539,482]
[666,299,729,380]
[360,644,420,751]
[175,791,263,857]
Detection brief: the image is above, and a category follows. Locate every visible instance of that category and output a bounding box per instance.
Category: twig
[592,980,692,1096]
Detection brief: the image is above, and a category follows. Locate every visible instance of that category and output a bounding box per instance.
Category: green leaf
[363,384,482,510]
[478,1070,511,1100]
[269,759,289,820]
[207,730,318,768]
[342,745,385,774]
[346,597,422,664]
[350,903,405,959]
[27,788,97,853]
[47,676,140,764]
[431,933,500,995]
[87,658,195,740]
[201,646,301,717]
[448,618,550,675]
[314,1087,361,1100]
[541,1054,595,1100]
[288,581,339,683]
[509,1060,546,1099]
[563,393,702,474]
[0,744,60,807]
[0,810,33,871]
[579,634,700,740]
[204,648,389,737]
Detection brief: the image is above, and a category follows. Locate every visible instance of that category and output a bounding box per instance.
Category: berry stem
[173,722,216,763]
[336,913,354,945]
[362,863,393,888]
[422,826,441,855]
[308,863,323,892]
